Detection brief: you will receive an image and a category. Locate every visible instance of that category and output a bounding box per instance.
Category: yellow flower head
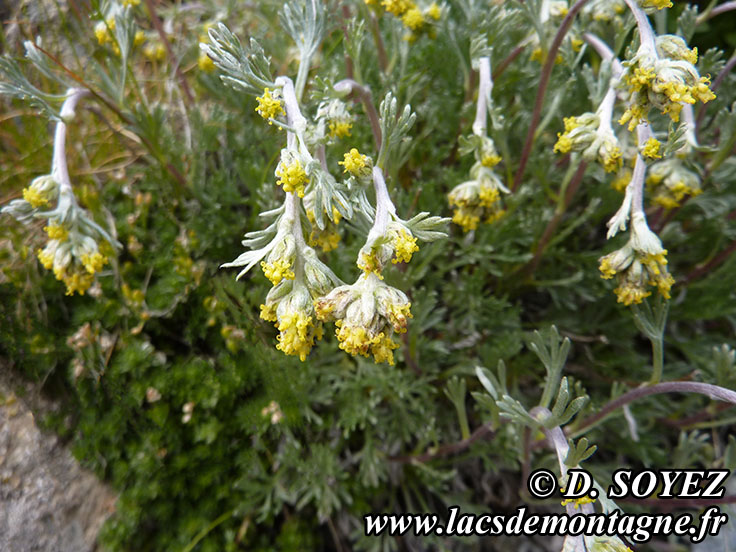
[642,137,662,160]
[392,229,419,264]
[328,120,352,139]
[639,0,672,9]
[22,175,58,208]
[448,167,508,231]
[315,273,411,365]
[275,156,309,197]
[44,224,68,241]
[402,7,424,30]
[427,3,441,20]
[198,52,215,72]
[276,310,320,361]
[599,217,675,305]
[339,148,370,177]
[81,252,108,274]
[647,158,702,208]
[381,0,414,16]
[255,88,285,122]
[262,285,323,362]
[261,258,295,285]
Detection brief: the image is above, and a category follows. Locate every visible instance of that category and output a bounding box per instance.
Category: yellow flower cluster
[255,88,285,122]
[641,137,662,160]
[392,229,419,264]
[646,159,702,209]
[22,175,58,208]
[260,282,325,362]
[334,323,399,364]
[307,208,342,253]
[328,120,352,139]
[339,148,370,177]
[618,39,715,130]
[448,170,507,232]
[261,258,295,285]
[275,310,322,361]
[553,114,623,173]
[599,247,674,305]
[357,226,420,276]
[94,18,116,46]
[639,0,672,9]
[315,273,412,365]
[37,222,109,296]
[276,158,309,197]
[358,247,384,278]
[367,0,441,40]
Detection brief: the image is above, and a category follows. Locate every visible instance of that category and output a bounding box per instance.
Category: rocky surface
[0,372,116,552]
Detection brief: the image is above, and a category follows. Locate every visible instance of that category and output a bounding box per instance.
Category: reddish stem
[512,0,592,192]
[143,0,194,106]
[573,381,736,436]
[492,44,526,81]
[683,239,736,284]
[389,424,495,463]
[521,161,588,277]
[696,53,736,128]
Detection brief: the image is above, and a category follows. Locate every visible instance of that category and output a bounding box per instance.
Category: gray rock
[0,374,116,552]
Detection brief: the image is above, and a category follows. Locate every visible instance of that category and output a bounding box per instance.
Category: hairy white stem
[606,123,650,240]
[53,88,88,193]
[595,87,618,131]
[275,76,310,254]
[681,104,699,148]
[276,76,308,135]
[370,166,396,235]
[582,33,623,77]
[631,123,654,216]
[531,407,596,518]
[472,56,493,137]
[623,0,658,53]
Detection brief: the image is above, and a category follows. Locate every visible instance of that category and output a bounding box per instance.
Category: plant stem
[334,79,382,149]
[521,161,587,278]
[143,0,194,107]
[53,88,88,193]
[473,57,492,137]
[696,1,736,24]
[572,381,736,437]
[512,0,593,192]
[650,334,663,385]
[294,51,311,103]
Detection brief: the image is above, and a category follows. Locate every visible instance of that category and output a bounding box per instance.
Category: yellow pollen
[402,7,424,30]
[481,154,502,168]
[81,252,107,274]
[276,158,309,197]
[642,137,662,160]
[328,120,353,138]
[22,187,49,208]
[255,88,285,122]
[44,224,68,241]
[392,229,419,264]
[198,53,215,72]
[339,148,369,175]
[260,258,295,285]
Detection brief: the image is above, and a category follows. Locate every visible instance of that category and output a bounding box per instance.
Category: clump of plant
[1,0,736,551]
